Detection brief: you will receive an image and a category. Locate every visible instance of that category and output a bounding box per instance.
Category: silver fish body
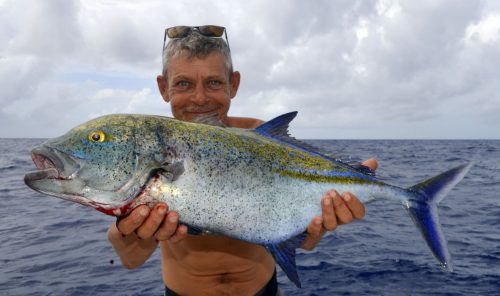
[140,156,405,244]
[24,112,471,287]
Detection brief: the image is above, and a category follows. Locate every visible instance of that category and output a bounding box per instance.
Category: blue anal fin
[265,233,307,288]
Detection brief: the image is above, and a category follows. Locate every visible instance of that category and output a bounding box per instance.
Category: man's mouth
[186,110,217,115]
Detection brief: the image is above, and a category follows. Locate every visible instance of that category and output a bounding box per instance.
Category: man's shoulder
[225,116,264,129]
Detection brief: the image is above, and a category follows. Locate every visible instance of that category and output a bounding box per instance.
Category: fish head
[24,114,170,216]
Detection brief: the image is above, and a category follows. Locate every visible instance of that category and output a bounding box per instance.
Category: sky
[0,0,499,139]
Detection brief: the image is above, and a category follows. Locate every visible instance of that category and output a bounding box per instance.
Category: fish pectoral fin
[184,224,203,235]
[265,232,307,288]
[160,161,185,181]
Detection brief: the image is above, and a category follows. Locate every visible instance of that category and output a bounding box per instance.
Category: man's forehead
[170,51,224,66]
[167,52,228,77]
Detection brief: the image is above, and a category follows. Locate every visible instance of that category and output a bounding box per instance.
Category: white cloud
[465,13,500,43]
[0,0,499,139]
[376,0,402,19]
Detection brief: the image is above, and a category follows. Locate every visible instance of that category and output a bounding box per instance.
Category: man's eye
[208,80,222,88]
[175,81,190,88]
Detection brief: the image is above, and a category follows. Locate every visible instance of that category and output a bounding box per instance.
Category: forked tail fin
[405,162,473,271]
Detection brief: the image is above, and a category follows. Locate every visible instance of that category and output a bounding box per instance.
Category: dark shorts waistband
[164,269,278,296]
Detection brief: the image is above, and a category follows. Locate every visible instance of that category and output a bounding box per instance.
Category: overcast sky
[1,0,499,139]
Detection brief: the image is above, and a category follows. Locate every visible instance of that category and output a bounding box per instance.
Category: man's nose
[190,83,209,105]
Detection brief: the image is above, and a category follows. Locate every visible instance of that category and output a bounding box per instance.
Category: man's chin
[184,112,228,127]
[186,111,218,120]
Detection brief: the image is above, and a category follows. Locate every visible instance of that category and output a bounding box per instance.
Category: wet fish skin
[24,112,472,288]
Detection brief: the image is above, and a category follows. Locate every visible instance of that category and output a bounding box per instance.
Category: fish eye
[88,131,106,143]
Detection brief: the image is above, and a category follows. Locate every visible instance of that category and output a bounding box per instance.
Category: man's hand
[300,158,378,250]
[116,203,188,243]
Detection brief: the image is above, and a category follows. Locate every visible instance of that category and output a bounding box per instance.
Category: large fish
[24,112,471,287]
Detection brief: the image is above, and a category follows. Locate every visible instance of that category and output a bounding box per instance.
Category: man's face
[157,52,240,122]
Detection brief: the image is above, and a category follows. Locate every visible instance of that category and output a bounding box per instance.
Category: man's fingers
[116,205,150,235]
[331,190,353,225]
[301,216,324,250]
[361,158,378,171]
[154,211,180,241]
[136,203,168,239]
[342,192,365,219]
[322,191,338,231]
[166,224,188,243]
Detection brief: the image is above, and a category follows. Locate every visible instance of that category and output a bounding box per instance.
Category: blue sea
[1,138,499,295]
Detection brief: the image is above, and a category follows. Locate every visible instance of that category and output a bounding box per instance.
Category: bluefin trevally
[24,112,472,287]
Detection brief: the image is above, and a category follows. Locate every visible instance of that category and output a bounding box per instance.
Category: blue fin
[185,224,203,235]
[255,112,322,154]
[405,162,473,271]
[265,232,307,288]
[255,111,298,137]
[255,112,375,176]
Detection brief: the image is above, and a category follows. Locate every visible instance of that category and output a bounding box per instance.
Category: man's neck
[223,116,264,129]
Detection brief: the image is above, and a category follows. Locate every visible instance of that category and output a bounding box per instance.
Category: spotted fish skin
[24,112,472,288]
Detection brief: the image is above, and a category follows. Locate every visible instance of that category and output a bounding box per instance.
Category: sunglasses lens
[199,25,225,37]
[164,26,228,49]
[167,26,192,38]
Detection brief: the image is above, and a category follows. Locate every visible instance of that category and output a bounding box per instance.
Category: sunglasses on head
[163,25,230,51]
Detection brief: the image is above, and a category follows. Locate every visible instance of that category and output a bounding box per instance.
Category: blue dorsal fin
[255,112,375,176]
[265,232,307,288]
[255,112,324,153]
[255,111,297,138]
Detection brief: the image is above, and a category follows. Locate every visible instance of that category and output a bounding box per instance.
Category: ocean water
[1,138,499,296]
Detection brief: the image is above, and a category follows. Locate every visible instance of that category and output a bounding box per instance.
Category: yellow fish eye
[88,131,106,142]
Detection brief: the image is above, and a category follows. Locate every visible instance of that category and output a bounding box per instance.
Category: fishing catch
[24,112,471,287]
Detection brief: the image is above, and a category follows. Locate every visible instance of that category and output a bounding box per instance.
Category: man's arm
[300,158,378,250]
[107,203,187,268]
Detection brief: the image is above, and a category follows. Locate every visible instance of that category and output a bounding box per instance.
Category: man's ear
[229,71,241,99]
[157,75,170,102]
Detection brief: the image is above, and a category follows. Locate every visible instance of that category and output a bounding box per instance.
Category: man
[108,26,377,296]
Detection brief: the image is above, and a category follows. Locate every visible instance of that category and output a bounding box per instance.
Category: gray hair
[162,32,233,79]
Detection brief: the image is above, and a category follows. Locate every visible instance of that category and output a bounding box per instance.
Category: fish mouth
[24,146,143,216]
[24,146,97,207]
[25,146,80,182]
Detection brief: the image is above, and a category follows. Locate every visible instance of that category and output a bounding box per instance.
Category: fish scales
[151,121,388,243]
[24,112,472,288]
